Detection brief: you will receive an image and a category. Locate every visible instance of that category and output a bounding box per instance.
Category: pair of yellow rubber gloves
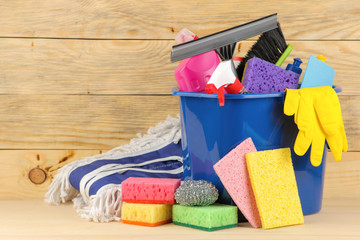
[284,86,347,167]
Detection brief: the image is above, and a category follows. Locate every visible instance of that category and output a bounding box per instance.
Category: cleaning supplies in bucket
[170,14,349,225]
[172,13,300,107]
[171,15,279,98]
[171,15,279,99]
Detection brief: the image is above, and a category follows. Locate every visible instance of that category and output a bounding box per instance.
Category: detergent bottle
[174,29,220,92]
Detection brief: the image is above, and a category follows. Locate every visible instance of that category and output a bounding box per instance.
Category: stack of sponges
[121,177,181,226]
[172,180,238,231]
[214,138,304,229]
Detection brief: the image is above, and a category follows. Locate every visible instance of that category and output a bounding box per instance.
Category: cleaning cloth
[45,116,183,222]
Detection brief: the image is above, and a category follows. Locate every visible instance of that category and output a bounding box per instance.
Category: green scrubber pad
[246,148,304,229]
[172,204,238,231]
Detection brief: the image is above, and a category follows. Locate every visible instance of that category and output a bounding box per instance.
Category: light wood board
[0,150,102,199]
[0,95,179,149]
[0,0,359,40]
[0,39,358,95]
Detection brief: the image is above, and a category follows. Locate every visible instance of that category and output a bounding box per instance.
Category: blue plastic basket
[173,86,341,216]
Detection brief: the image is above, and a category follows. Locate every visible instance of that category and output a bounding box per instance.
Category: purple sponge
[242,57,299,93]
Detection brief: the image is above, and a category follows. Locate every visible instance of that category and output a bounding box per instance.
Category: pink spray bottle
[174,29,220,92]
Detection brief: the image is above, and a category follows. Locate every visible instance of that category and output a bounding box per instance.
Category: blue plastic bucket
[173,87,340,216]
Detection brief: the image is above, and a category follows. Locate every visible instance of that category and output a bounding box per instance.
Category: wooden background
[0,0,359,200]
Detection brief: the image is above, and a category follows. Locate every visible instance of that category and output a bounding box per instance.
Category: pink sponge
[121,177,181,204]
[213,138,261,228]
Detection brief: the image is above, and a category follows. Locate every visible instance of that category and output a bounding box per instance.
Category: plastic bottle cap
[286,58,303,75]
[175,28,198,44]
[293,58,302,67]
[232,56,243,61]
[316,56,326,62]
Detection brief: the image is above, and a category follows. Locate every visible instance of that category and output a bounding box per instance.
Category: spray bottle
[205,60,246,107]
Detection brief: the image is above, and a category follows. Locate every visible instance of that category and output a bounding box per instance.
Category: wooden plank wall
[0,0,359,199]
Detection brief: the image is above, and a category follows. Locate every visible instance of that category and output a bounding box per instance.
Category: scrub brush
[216,42,237,61]
[236,23,289,79]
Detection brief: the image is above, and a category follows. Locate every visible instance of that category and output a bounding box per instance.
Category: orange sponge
[246,148,304,229]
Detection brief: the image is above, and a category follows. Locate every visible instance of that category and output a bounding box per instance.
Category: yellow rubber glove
[284,86,347,167]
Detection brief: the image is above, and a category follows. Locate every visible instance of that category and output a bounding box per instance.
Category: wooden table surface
[0,198,358,240]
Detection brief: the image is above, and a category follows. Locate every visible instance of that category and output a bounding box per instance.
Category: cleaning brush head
[236,23,288,79]
[216,42,237,61]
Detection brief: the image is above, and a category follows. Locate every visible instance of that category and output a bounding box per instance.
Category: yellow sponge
[246,148,304,229]
[121,202,172,227]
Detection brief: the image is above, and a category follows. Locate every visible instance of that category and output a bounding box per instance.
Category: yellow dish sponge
[121,202,172,227]
[246,148,304,229]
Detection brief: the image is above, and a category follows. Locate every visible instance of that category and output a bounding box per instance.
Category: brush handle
[275,44,293,67]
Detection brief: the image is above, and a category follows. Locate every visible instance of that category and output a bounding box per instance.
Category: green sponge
[172,204,238,231]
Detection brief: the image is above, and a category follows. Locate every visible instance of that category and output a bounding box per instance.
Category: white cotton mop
[45,115,183,222]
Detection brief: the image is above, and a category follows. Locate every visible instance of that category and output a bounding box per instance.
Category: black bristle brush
[216,42,237,61]
[236,23,287,79]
